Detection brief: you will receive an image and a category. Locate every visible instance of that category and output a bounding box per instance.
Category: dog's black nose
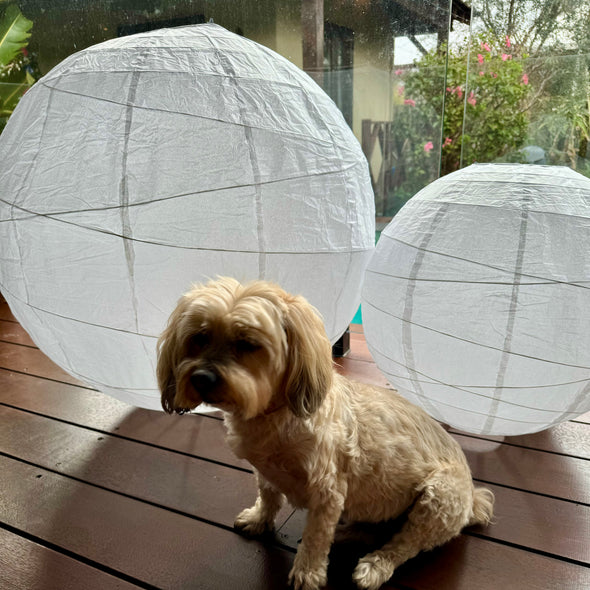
[190,369,218,394]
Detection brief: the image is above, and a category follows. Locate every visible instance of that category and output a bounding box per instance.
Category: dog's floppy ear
[157,302,183,414]
[281,294,333,418]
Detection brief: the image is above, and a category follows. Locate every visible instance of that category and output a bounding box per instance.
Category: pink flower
[501,53,511,61]
[467,91,476,106]
[448,86,464,98]
[443,137,452,147]
[398,85,405,96]
[479,71,485,76]
[506,35,511,48]
[404,98,416,107]
[424,141,434,153]
[491,72,498,78]
[395,69,403,75]
[477,53,484,64]
[481,42,491,52]
[522,73,529,85]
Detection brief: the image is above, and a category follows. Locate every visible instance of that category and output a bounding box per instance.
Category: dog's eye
[189,332,209,350]
[234,339,261,355]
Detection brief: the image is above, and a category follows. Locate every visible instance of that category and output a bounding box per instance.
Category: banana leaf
[0,4,33,68]
[0,74,32,115]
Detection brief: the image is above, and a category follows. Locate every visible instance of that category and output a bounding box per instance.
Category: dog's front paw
[234,506,274,536]
[352,553,395,590]
[288,564,327,590]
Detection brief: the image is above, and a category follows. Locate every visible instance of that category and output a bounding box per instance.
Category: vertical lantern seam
[401,203,450,423]
[9,88,54,308]
[483,204,530,435]
[120,69,142,337]
[206,30,267,279]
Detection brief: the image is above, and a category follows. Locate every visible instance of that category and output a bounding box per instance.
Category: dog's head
[157,277,333,420]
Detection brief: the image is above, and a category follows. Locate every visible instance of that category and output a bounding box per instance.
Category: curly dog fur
[157,277,494,590]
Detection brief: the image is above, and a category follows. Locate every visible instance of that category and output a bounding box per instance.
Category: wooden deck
[1,293,589,590]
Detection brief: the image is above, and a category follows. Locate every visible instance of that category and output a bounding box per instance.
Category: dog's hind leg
[234,471,285,536]
[352,466,478,590]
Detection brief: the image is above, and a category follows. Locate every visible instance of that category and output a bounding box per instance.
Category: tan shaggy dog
[157,277,494,590]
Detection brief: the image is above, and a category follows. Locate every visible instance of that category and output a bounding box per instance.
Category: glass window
[11,2,588,222]
[324,21,354,126]
[15,0,590,222]
[1,0,454,224]
[461,1,590,177]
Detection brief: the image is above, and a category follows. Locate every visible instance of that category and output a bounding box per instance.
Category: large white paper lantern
[362,163,590,436]
[0,23,375,411]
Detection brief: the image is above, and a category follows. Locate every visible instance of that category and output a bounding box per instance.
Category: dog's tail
[468,486,495,527]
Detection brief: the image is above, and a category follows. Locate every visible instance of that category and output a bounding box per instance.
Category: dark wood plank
[0,527,142,590]
[6,376,587,580]
[0,300,15,321]
[451,420,590,459]
[347,332,374,363]
[3,324,588,463]
[0,370,247,470]
[392,534,590,590]
[455,433,590,503]
[5,318,587,458]
[6,399,588,569]
[278,481,589,567]
[0,319,35,347]
[281,513,590,590]
[0,340,81,386]
[0,404,295,532]
[1,455,295,590]
[334,355,390,387]
[473,484,589,564]
[10,450,584,590]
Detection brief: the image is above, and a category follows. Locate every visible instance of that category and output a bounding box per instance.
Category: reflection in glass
[1,0,459,219]
[13,2,590,215]
[462,0,590,177]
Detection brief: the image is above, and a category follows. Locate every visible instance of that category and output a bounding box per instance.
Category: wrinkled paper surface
[0,24,375,410]
[363,163,590,435]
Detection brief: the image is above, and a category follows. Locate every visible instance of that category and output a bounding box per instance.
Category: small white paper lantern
[362,163,590,436]
[0,24,374,411]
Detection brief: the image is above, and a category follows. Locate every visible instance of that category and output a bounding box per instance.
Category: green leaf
[0,79,28,112]
[0,5,33,68]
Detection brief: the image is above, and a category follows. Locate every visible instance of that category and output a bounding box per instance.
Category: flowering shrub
[439,34,531,174]
[386,33,532,212]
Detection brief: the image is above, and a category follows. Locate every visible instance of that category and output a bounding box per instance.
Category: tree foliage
[476,0,581,54]
[386,33,532,214]
[0,3,35,133]
[474,0,590,172]
[383,1,590,216]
